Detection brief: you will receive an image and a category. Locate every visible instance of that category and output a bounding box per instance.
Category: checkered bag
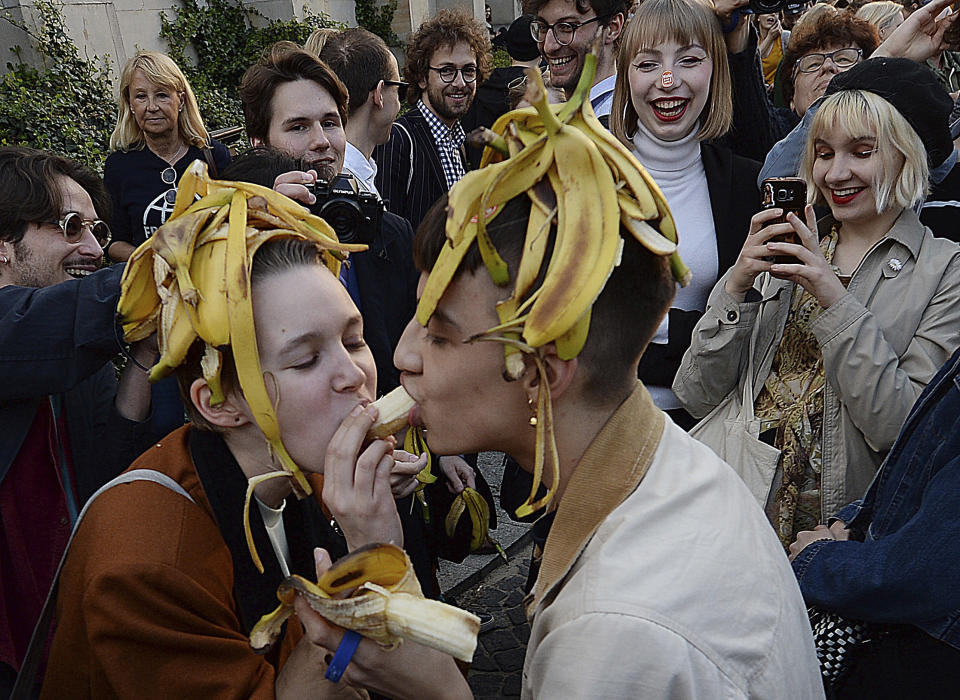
[807,606,879,685]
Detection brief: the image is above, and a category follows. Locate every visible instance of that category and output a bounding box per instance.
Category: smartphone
[761,177,806,265]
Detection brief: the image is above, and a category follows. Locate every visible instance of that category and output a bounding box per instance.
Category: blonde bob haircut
[800,89,929,214]
[856,1,903,33]
[110,51,209,152]
[611,0,732,146]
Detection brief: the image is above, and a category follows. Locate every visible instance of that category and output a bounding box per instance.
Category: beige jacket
[674,209,960,519]
[521,383,824,699]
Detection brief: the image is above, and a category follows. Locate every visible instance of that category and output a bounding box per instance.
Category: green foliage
[0,0,115,170]
[492,48,512,69]
[355,0,399,47]
[160,0,343,131]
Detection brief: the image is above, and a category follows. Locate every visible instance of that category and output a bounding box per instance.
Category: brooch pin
[661,70,674,88]
[887,258,903,272]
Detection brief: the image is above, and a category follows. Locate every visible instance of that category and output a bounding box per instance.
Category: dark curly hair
[782,11,879,108]
[522,0,630,20]
[403,9,493,106]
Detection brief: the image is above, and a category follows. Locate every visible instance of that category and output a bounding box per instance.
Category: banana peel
[250,543,479,663]
[445,487,506,561]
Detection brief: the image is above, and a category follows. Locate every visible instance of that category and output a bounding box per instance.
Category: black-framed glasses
[795,47,862,74]
[44,212,111,248]
[384,79,409,101]
[529,15,608,46]
[428,65,478,83]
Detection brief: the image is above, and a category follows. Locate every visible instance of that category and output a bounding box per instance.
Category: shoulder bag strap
[11,470,195,699]
[202,141,219,179]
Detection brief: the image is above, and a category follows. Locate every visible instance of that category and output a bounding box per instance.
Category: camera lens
[322,200,363,243]
[778,189,789,200]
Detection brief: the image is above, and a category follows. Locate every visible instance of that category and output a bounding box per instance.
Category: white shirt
[343,141,379,196]
[589,74,617,118]
[632,121,719,409]
[522,417,825,700]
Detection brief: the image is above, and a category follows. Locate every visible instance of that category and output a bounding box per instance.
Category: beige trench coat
[674,209,960,519]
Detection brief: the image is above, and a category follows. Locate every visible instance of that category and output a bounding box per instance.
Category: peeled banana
[250,543,479,663]
[414,41,687,519]
[366,386,416,439]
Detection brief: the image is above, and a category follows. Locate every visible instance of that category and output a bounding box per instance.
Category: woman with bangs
[675,63,960,548]
[610,0,761,429]
[104,52,231,263]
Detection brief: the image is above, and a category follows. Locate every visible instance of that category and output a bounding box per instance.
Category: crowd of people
[1,0,959,697]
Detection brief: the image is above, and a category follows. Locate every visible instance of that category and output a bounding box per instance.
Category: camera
[309,173,383,246]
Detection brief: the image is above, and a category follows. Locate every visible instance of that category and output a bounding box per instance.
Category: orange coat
[40,426,364,699]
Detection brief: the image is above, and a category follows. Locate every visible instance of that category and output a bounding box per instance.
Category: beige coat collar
[531,382,665,610]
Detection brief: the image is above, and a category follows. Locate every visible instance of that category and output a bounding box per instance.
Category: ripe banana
[414,40,688,519]
[250,543,479,662]
[116,159,366,573]
[367,386,416,440]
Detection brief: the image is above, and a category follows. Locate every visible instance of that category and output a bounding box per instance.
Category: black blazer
[638,142,762,388]
[373,105,452,232]
[352,210,419,395]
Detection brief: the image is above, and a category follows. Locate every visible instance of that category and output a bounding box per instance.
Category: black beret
[825,57,954,169]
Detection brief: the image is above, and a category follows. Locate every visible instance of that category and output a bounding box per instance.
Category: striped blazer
[373,105,450,232]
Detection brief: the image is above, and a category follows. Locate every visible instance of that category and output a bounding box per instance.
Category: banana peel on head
[414,40,688,520]
[117,160,369,572]
[250,543,480,663]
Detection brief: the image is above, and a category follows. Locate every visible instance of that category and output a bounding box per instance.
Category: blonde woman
[857,0,906,39]
[610,0,761,428]
[675,59,960,547]
[104,52,230,262]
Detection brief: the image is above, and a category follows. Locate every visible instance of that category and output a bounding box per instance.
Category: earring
[527,395,538,427]
[0,256,7,264]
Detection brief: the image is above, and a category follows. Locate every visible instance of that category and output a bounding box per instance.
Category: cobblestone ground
[459,539,533,699]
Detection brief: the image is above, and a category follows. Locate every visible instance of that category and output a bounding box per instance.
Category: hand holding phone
[760,177,806,264]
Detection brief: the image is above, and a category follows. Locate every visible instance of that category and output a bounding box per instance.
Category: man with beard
[0,147,154,694]
[525,0,628,121]
[373,9,492,231]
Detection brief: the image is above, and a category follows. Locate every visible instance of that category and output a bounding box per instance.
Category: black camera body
[309,173,383,246]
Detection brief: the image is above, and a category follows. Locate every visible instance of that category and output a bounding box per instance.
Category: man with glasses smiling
[0,146,154,694]
[374,9,492,231]
[525,0,628,120]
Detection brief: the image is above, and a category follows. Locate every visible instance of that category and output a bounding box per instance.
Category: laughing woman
[610,0,761,428]
[674,60,960,547]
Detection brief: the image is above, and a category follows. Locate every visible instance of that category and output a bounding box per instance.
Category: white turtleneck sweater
[632,121,718,410]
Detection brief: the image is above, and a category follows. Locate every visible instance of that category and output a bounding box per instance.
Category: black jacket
[352,210,419,395]
[460,65,527,169]
[374,105,457,232]
[637,142,762,389]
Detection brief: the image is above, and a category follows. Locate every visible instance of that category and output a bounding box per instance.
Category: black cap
[506,15,540,62]
[825,57,954,169]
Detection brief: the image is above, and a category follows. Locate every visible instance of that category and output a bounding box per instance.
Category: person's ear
[605,13,625,43]
[0,239,12,266]
[520,344,578,403]
[419,75,428,91]
[372,80,385,109]
[189,377,251,429]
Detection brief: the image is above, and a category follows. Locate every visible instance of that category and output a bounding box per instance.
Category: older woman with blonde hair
[857,1,906,39]
[675,58,960,547]
[609,0,761,427]
[104,51,230,262]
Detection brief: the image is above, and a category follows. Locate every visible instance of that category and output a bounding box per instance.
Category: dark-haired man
[373,9,493,231]
[525,0,628,119]
[0,147,153,692]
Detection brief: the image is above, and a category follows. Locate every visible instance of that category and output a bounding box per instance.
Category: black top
[103,140,231,251]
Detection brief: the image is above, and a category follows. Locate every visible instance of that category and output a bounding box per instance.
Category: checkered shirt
[418,100,466,189]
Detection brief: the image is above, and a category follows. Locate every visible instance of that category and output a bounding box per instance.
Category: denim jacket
[792,347,960,649]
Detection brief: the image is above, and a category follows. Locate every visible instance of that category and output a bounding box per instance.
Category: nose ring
[661,71,674,88]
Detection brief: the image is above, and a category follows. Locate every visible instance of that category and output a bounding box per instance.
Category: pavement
[437,452,533,699]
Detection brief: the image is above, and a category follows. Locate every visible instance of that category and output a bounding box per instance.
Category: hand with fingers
[390,450,428,499]
[766,205,847,308]
[322,403,404,551]
[874,0,959,62]
[273,170,319,206]
[725,207,790,299]
[293,548,473,700]
[438,455,476,495]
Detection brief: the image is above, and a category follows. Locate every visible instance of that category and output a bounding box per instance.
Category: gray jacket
[674,209,960,518]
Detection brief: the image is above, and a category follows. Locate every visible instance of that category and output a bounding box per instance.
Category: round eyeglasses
[427,65,478,83]
[529,15,608,46]
[161,165,179,206]
[795,47,862,74]
[44,212,112,248]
